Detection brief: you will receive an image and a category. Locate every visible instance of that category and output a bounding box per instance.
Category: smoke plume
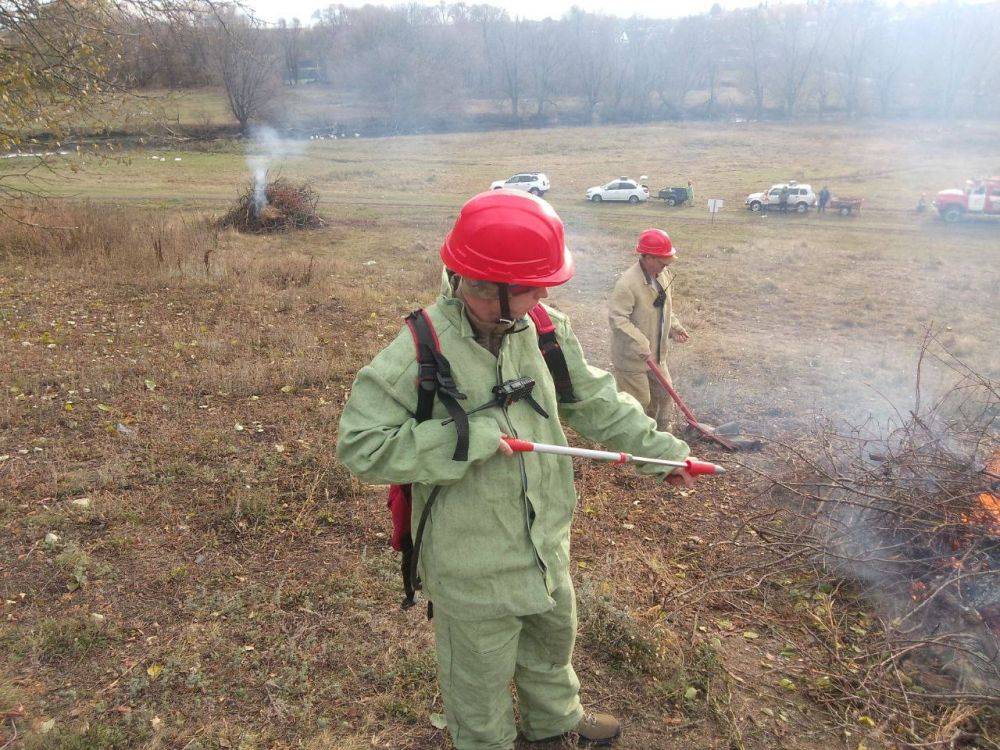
[246,126,307,214]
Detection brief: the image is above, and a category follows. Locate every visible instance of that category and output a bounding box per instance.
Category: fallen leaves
[1,704,25,720]
[429,713,447,730]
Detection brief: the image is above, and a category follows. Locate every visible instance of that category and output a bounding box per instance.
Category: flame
[968,448,1000,534]
[910,580,928,601]
[986,448,1000,478]
[976,492,1000,533]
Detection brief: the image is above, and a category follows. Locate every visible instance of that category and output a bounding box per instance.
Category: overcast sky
[245,0,990,24]
[247,0,797,24]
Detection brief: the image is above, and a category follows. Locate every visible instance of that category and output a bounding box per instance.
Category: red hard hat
[636,228,676,258]
[440,190,574,286]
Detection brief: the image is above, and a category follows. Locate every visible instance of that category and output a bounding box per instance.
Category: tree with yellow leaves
[1,0,196,212]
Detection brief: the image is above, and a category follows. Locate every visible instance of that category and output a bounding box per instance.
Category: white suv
[586,178,649,204]
[745,182,817,213]
[490,173,550,196]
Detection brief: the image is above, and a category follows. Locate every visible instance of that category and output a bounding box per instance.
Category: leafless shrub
[659,335,999,743]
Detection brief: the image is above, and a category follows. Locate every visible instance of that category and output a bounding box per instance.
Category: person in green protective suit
[337,190,694,749]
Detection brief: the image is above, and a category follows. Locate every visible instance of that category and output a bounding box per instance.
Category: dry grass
[2,119,999,749]
[0,203,457,749]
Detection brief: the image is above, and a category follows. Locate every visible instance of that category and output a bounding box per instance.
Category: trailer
[656,186,690,206]
[827,197,863,215]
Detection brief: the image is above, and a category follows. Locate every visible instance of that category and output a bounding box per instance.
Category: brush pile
[767,350,1000,699]
[218,178,324,233]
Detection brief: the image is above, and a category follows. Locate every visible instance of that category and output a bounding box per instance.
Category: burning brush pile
[771,364,1000,698]
[217,177,324,234]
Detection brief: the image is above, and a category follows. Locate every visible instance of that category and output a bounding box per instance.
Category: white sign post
[707,198,724,223]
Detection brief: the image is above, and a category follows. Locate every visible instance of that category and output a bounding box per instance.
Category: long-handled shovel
[503,437,725,475]
[644,355,737,451]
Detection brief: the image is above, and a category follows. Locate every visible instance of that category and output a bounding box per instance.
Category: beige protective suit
[608,260,687,429]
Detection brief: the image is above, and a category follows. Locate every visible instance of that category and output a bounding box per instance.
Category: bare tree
[774,5,831,118]
[482,15,525,120]
[619,20,657,121]
[344,5,463,131]
[566,9,615,122]
[974,20,1000,118]
[525,20,565,120]
[9,0,1000,167]
[277,18,303,86]
[214,12,280,134]
[700,14,734,119]
[963,7,998,119]
[311,5,346,86]
[832,1,880,119]
[736,8,770,119]
[920,3,997,117]
[650,17,710,118]
[605,29,631,113]
[869,14,905,117]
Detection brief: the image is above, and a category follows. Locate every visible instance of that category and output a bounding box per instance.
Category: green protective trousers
[432,581,584,750]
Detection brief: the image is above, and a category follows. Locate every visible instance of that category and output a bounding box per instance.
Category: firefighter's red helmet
[440,190,574,286]
[636,228,676,258]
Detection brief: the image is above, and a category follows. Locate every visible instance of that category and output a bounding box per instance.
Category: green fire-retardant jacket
[336,294,690,620]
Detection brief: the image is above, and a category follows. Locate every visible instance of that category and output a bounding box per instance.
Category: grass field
[1,120,998,749]
[10,118,999,421]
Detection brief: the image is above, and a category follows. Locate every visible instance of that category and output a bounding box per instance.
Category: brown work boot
[531,712,621,747]
[574,712,621,746]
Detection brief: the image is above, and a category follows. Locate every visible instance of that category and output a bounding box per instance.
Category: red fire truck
[933,177,1000,223]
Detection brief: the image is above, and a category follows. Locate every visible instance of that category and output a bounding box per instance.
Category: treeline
[115,1,1000,132]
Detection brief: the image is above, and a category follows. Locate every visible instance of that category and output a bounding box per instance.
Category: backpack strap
[528,304,578,404]
[405,309,470,461]
[407,484,441,609]
[398,308,469,614]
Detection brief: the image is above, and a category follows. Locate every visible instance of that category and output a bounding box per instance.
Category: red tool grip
[684,458,721,476]
[645,356,699,426]
[503,438,535,453]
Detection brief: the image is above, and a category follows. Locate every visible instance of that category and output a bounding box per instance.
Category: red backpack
[389,304,576,611]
